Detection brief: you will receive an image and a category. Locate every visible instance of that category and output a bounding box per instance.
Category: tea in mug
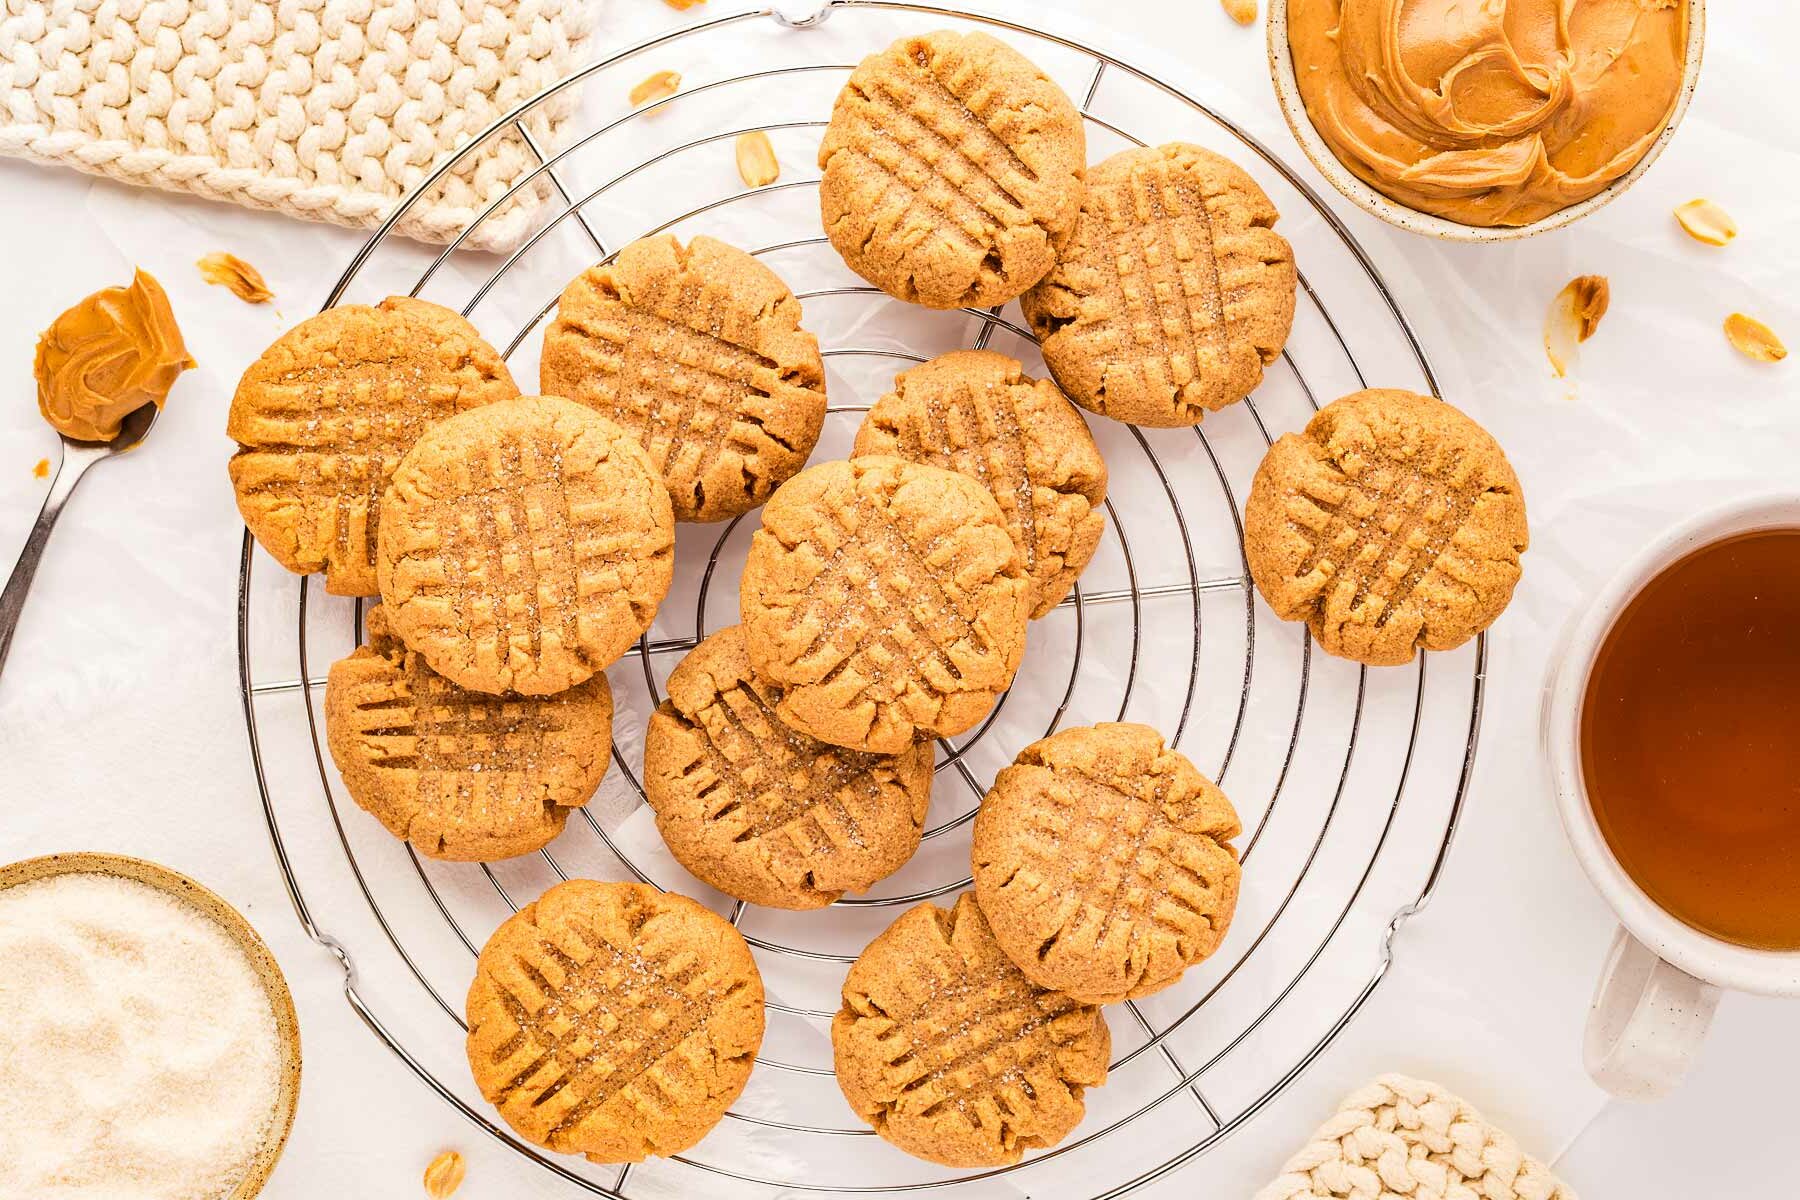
[1580,529,1800,951]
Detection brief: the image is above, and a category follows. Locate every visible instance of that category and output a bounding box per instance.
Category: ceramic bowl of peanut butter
[1268,0,1705,241]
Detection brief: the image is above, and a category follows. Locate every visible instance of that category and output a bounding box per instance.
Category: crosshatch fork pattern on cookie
[849,54,1040,259]
[789,498,986,689]
[353,677,568,776]
[1025,145,1297,426]
[233,366,477,587]
[469,887,763,1163]
[834,896,1110,1166]
[1287,451,1481,630]
[678,678,885,850]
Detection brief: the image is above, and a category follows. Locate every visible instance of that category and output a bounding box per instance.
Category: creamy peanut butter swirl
[1288,0,1689,227]
[34,269,194,442]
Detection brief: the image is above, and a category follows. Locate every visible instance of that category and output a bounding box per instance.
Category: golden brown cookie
[539,235,828,523]
[465,880,764,1163]
[1244,388,1530,666]
[325,607,613,862]
[853,350,1107,619]
[1021,143,1297,428]
[972,723,1242,1005]
[832,894,1110,1167]
[377,395,675,696]
[644,626,933,909]
[229,297,519,596]
[738,455,1030,755]
[818,30,1086,309]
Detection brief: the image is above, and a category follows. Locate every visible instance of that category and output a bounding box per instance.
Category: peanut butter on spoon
[34,269,194,442]
[1287,0,1690,227]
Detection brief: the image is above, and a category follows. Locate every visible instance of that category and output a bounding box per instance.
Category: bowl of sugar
[0,852,300,1199]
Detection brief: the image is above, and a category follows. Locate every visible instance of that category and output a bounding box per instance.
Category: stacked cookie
[230,233,836,869]
[228,243,830,1164]
[230,300,674,863]
[224,18,1530,1176]
[835,722,1243,1168]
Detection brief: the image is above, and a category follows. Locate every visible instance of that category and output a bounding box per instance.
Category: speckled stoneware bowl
[0,852,301,1200]
[1266,0,1707,242]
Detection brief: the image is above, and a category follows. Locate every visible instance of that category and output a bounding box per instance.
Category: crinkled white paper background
[2,2,1796,1197]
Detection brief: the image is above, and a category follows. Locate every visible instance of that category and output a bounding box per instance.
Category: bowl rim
[0,851,302,1200]
[1265,0,1708,242]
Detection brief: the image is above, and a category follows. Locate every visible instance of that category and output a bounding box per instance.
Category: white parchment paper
[2,2,1796,1197]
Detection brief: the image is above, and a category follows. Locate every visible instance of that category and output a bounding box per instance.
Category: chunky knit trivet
[1255,1075,1576,1200]
[0,0,598,250]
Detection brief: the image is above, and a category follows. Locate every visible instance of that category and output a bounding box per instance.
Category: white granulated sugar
[0,873,282,1200]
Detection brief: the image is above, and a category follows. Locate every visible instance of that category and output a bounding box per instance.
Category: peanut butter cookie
[644,626,933,909]
[1021,143,1297,427]
[738,456,1030,754]
[972,723,1242,1005]
[377,395,675,696]
[465,880,764,1163]
[853,350,1107,618]
[539,235,828,523]
[325,607,613,862]
[818,31,1086,309]
[1244,388,1529,666]
[833,894,1110,1167]
[229,297,518,596]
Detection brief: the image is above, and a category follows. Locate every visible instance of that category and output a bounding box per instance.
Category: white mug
[1543,494,1800,1100]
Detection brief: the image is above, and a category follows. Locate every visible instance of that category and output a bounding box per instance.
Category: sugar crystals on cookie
[377,395,675,696]
[738,455,1031,754]
[972,722,1243,1004]
[229,297,518,596]
[818,30,1086,309]
[1243,388,1529,666]
[643,625,933,909]
[540,234,827,523]
[854,350,1108,618]
[1022,143,1297,427]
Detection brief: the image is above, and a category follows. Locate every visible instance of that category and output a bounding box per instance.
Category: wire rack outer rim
[233,2,1483,1197]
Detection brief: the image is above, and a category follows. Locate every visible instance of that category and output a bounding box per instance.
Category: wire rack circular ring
[238,3,1484,1197]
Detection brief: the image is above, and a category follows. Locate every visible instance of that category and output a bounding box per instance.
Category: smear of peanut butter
[32,458,50,479]
[197,252,274,304]
[34,269,195,442]
[1287,0,1690,227]
[1545,275,1610,379]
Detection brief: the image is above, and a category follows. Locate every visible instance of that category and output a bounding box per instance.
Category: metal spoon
[0,401,162,681]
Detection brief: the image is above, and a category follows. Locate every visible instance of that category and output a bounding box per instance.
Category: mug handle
[1584,926,1721,1099]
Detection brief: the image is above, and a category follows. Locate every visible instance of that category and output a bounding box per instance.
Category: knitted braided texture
[0,0,597,250]
[1255,1075,1577,1200]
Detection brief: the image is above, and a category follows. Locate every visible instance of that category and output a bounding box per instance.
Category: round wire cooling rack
[236,2,1487,1197]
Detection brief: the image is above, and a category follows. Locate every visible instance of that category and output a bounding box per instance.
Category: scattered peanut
[1672,198,1737,247]
[423,1150,466,1199]
[1724,313,1787,364]
[1221,0,1258,24]
[630,69,682,108]
[736,131,779,188]
[196,252,274,304]
[1543,274,1610,378]
[663,0,704,9]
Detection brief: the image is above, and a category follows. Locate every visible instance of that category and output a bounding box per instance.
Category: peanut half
[1221,0,1258,24]
[197,252,274,304]
[423,1150,466,1198]
[630,70,681,108]
[736,131,779,188]
[1543,275,1610,378]
[1724,313,1787,364]
[1673,199,1737,247]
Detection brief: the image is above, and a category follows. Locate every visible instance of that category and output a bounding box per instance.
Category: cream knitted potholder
[1256,1075,1577,1200]
[0,0,598,250]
